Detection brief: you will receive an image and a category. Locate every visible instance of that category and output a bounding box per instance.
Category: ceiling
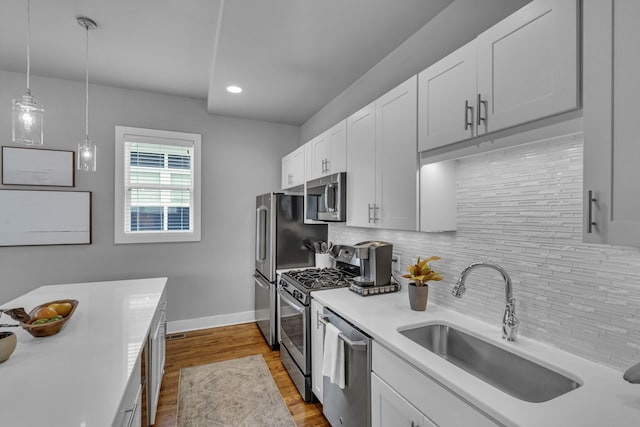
[0,0,453,126]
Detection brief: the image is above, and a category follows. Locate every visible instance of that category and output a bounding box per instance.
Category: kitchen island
[0,277,167,427]
[313,286,640,426]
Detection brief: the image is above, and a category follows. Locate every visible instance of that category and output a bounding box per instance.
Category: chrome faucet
[452,262,519,342]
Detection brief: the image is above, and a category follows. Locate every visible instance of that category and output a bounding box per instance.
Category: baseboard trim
[167,310,256,334]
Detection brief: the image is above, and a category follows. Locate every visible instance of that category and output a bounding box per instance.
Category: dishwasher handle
[319,315,368,351]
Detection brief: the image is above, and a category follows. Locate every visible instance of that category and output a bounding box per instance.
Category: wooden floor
[154,322,330,427]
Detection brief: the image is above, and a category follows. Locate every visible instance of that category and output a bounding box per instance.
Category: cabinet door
[418,41,477,151]
[310,133,330,180]
[310,299,325,403]
[281,155,291,190]
[375,75,418,231]
[281,146,305,189]
[327,120,347,174]
[476,0,579,134]
[148,300,166,425]
[371,373,434,427]
[347,103,376,227]
[583,0,640,246]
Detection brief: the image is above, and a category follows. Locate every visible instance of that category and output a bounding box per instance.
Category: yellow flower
[402,256,443,286]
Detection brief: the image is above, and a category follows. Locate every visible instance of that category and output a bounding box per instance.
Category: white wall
[330,134,640,371]
[300,0,530,142]
[0,70,300,325]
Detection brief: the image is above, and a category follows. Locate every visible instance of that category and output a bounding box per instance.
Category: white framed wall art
[1,146,75,187]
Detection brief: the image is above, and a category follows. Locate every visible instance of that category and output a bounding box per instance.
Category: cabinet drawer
[372,342,500,427]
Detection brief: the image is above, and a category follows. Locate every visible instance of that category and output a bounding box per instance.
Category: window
[115,126,201,244]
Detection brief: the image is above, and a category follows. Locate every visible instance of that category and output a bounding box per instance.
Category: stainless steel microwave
[305,172,346,222]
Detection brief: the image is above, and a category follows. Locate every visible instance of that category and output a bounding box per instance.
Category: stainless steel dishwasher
[320,307,372,427]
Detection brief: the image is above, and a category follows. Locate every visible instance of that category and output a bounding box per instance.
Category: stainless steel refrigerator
[254,193,327,349]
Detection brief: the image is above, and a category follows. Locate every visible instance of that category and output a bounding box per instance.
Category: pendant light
[12,0,44,146]
[77,16,97,172]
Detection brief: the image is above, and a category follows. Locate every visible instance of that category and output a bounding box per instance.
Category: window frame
[114,126,201,244]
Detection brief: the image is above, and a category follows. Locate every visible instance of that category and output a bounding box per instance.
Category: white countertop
[312,286,640,426]
[0,277,167,427]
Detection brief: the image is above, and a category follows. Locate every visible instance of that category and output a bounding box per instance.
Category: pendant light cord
[26,0,31,91]
[85,23,89,138]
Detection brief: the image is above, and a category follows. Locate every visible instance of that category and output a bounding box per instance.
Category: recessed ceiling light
[226,85,243,94]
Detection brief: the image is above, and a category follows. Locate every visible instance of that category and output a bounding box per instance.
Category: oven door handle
[278,289,306,313]
[319,315,368,351]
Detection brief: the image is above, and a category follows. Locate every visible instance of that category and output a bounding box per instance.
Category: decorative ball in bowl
[20,299,79,338]
[0,331,17,363]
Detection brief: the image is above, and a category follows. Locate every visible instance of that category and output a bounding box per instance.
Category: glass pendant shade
[77,136,97,172]
[12,0,44,146]
[12,90,44,145]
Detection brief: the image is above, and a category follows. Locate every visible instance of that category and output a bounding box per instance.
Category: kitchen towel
[322,322,345,389]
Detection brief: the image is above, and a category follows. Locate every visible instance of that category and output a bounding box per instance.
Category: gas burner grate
[285,268,353,290]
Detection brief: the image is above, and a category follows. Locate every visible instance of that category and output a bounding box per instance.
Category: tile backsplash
[330,133,640,371]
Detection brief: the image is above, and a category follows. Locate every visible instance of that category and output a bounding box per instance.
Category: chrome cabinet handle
[587,190,597,233]
[325,158,330,173]
[321,159,326,174]
[464,100,473,130]
[373,204,380,223]
[368,203,373,223]
[477,93,487,126]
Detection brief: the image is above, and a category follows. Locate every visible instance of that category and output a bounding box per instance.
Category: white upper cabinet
[418,0,579,152]
[375,76,418,230]
[476,0,579,135]
[281,145,305,190]
[347,76,418,230]
[583,0,640,246]
[346,103,377,228]
[309,120,347,181]
[418,41,477,151]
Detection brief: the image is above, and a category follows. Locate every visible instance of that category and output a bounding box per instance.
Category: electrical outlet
[392,256,400,272]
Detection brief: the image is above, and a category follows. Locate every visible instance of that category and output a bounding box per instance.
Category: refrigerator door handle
[256,205,268,262]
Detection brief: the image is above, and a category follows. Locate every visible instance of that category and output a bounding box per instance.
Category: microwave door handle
[256,206,268,262]
[324,183,336,213]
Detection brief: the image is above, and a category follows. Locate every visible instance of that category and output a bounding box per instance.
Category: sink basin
[399,324,581,403]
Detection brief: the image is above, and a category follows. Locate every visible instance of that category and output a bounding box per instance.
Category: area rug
[177,354,296,427]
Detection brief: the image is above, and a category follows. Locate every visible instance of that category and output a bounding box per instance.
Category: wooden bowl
[20,299,79,338]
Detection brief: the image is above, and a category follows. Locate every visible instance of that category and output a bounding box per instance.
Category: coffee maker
[351,241,393,287]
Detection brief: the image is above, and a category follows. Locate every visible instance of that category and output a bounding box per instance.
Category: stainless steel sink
[399,324,581,403]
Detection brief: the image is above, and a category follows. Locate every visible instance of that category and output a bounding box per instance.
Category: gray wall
[0,70,300,323]
[301,0,530,142]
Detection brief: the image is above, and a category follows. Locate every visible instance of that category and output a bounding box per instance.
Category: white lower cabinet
[147,297,167,425]
[311,298,325,403]
[372,373,436,427]
[113,358,143,427]
[372,342,499,427]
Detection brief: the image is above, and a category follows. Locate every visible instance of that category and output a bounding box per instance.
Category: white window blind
[115,126,201,244]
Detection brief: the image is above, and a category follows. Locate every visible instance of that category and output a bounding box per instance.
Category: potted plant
[403,256,443,311]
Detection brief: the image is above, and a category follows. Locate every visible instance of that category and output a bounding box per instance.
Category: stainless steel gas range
[277,263,359,402]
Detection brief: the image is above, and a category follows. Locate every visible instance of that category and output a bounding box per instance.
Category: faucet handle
[624,361,640,384]
[502,303,519,342]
